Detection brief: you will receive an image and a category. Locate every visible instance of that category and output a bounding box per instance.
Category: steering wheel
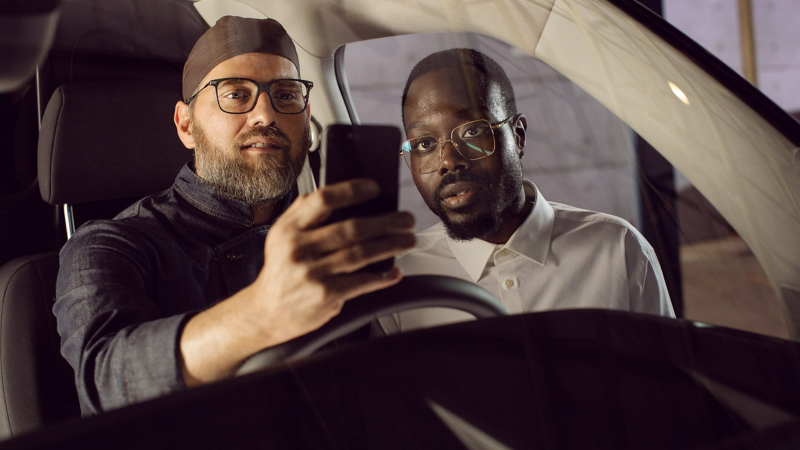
[236,275,508,375]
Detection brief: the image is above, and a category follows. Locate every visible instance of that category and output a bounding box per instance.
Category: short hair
[401,48,517,127]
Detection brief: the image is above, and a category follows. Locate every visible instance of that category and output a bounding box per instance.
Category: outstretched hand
[251,178,415,345]
[180,179,415,386]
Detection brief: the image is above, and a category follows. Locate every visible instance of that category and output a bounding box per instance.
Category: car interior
[0,0,210,433]
[0,0,799,448]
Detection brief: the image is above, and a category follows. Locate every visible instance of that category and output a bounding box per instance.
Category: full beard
[192,121,309,205]
[428,153,523,242]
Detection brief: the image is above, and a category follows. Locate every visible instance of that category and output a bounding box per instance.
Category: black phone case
[324,124,401,273]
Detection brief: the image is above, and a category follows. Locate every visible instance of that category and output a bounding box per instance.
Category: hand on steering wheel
[236,275,507,375]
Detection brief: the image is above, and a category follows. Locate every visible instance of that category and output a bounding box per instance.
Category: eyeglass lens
[402,120,495,173]
[216,79,308,114]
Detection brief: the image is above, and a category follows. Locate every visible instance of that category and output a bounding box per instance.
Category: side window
[343,32,787,339]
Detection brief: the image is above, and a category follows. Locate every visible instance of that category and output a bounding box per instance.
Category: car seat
[0,70,321,438]
[0,0,209,268]
[0,79,192,439]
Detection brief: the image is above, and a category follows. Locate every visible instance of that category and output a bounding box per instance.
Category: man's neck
[251,200,282,226]
[479,187,534,245]
[480,200,532,245]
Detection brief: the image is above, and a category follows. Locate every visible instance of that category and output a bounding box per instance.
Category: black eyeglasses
[400,116,514,174]
[186,78,314,115]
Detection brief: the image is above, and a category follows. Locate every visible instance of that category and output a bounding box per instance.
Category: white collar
[446,181,555,282]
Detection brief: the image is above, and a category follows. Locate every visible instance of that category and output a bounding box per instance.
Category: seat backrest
[0,79,194,441]
[0,252,80,439]
[0,2,208,439]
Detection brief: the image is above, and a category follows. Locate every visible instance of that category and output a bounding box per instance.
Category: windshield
[1,0,799,447]
[344,31,788,339]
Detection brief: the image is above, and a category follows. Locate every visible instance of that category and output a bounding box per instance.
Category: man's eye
[461,125,487,139]
[220,90,250,101]
[272,90,299,101]
[413,138,437,153]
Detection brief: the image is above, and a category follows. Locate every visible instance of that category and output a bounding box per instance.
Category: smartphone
[322,124,401,273]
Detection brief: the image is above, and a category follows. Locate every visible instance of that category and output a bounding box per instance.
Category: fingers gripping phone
[322,124,401,273]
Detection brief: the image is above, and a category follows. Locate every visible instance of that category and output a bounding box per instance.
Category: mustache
[235,125,292,151]
[433,171,489,200]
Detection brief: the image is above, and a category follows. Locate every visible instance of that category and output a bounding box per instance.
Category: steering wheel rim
[236,275,508,375]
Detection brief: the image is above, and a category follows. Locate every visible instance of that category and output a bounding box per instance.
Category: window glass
[344,33,786,339]
[346,33,640,234]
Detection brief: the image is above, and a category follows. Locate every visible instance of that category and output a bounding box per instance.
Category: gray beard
[192,121,309,205]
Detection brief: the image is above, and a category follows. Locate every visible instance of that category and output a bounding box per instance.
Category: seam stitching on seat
[47,89,63,204]
[34,260,60,364]
[0,257,49,436]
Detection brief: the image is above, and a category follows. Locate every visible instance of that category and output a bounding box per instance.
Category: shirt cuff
[118,312,198,406]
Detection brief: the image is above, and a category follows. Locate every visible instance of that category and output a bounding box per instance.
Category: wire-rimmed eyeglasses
[186,77,313,115]
[399,116,514,174]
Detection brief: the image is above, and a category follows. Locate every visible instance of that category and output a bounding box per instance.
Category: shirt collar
[446,181,554,282]
[505,181,554,266]
[173,163,294,227]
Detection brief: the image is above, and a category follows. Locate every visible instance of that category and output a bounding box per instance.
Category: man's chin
[439,210,499,242]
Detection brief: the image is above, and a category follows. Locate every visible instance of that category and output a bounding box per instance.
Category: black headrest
[0,0,60,93]
[37,81,194,205]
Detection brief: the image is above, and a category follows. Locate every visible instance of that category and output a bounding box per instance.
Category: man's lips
[438,181,483,208]
[240,138,287,152]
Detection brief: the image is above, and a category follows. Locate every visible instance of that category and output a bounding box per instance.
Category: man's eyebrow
[405,120,429,132]
[454,108,484,119]
[407,107,492,132]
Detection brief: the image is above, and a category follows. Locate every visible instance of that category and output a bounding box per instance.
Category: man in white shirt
[380,48,674,333]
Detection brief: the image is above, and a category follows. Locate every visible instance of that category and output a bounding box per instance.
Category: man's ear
[514,114,527,156]
[174,101,195,149]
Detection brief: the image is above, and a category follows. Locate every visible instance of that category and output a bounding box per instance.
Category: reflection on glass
[345,32,786,339]
[668,81,690,105]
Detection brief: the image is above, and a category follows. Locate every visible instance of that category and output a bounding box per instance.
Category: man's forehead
[409,67,481,98]
[404,67,505,130]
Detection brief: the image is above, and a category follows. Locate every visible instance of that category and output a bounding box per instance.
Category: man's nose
[247,90,278,127]
[437,140,471,176]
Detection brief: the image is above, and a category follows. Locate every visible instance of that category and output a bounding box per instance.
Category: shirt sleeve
[624,228,676,318]
[55,222,196,415]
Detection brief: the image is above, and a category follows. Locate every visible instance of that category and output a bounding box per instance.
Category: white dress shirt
[380,181,674,333]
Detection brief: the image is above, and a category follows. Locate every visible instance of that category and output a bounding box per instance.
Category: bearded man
[55,16,415,415]
[379,49,674,334]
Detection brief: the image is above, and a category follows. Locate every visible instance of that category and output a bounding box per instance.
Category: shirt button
[497,249,508,258]
[226,254,243,261]
[504,279,514,289]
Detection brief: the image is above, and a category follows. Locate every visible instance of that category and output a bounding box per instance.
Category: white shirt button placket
[494,249,522,314]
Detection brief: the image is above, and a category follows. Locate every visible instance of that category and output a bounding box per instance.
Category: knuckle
[288,246,305,263]
[344,219,364,239]
[346,246,366,264]
[286,194,310,214]
[269,221,285,236]
[305,265,324,282]
[284,234,305,257]
[316,190,335,208]
[330,299,344,315]
[313,281,327,297]
[320,285,337,305]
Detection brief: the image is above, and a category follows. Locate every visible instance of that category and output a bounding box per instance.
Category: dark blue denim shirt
[55,163,293,415]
